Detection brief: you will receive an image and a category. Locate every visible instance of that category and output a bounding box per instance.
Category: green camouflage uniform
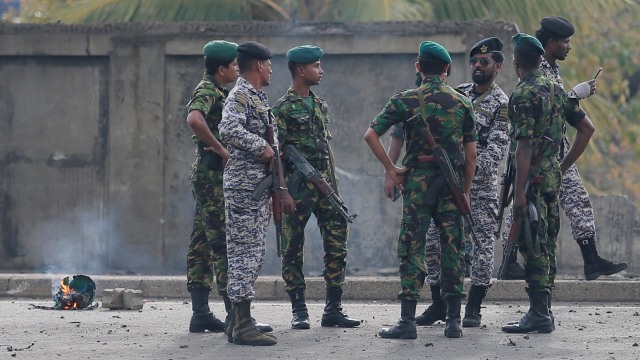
[370,76,477,301]
[273,87,348,292]
[508,70,585,293]
[186,74,228,295]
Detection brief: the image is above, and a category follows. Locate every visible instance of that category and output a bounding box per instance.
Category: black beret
[469,37,503,57]
[237,41,273,60]
[540,16,575,38]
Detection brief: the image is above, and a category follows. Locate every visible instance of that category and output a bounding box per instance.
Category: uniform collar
[286,86,317,100]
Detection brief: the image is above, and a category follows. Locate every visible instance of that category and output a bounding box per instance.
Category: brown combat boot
[232,300,277,346]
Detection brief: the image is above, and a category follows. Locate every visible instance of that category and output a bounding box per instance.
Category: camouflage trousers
[514,191,560,293]
[281,179,348,293]
[501,162,593,287]
[224,189,270,303]
[398,170,465,301]
[426,192,499,287]
[186,173,228,295]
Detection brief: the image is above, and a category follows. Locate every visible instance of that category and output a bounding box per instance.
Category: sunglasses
[469,57,493,66]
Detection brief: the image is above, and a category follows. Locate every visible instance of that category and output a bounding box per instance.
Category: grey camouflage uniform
[424,82,510,287]
[219,76,274,303]
[501,58,596,285]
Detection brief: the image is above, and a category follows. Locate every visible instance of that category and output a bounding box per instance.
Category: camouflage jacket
[508,70,585,192]
[370,75,477,175]
[186,74,228,149]
[186,74,228,180]
[273,87,333,175]
[539,57,564,89]
[456,82,510,199]
[219,77,274,194]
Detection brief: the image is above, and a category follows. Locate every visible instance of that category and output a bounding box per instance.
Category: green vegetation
[12,0,640,205]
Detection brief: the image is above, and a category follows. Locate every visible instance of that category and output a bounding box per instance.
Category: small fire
[53,275,96,310]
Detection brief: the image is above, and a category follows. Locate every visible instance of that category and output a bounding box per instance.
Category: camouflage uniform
[186,74,229,295]
[508,70,585,292]
[272,87,348,292]
[370,75,477,301]
[219,77,274,303]
[501,58,595,285]
[424,82,510,287]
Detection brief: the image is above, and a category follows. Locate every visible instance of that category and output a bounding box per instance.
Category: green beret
[202,40,238,62]
[237,41,273,60]
[511,33,545,56]
[540,16,574,38]
[418,41,451,64]
[286,45,323,64]
[469,37,503,57]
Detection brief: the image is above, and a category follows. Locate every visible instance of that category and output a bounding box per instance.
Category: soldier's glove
[569,81,594,99]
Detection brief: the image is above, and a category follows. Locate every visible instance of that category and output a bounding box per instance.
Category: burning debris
[53,275,97,310]
[30,275,98,310]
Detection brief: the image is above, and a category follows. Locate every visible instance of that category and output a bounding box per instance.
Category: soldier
[365,41,477,339]
[411,37,510,328]
[500,16,627,281]
[502,33,594,333]
[273,45,360,330]
[219,41,292,346]
[185,40,272,335]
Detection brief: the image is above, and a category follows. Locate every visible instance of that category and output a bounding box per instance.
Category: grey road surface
[2,299,640,360]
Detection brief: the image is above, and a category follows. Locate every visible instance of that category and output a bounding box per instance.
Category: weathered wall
[0,21,636,278]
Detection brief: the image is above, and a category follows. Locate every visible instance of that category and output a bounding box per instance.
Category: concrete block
[102,288,125,309]
[122,289,144,310]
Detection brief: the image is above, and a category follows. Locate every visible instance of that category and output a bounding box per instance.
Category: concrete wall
[0,21,636,278]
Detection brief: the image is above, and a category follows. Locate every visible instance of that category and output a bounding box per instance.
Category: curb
[1,274,639,302]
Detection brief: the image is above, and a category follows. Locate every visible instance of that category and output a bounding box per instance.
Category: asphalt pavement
[1,273,640,359]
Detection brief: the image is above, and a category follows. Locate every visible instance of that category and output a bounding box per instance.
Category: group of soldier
[183,15,627,346]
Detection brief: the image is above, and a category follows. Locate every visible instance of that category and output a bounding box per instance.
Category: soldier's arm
[514,138,532,212]
[187,110,228,156]
[560,115,594,173]
[462,141,477,195]
[384,134,404,198]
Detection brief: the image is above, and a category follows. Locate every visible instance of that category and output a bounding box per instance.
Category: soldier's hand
[388,166,409,190]
[282,191,296,214]
[220,147,230,168]
[383,172,397,199]
[259,142,275,164]
[571,80,595,99]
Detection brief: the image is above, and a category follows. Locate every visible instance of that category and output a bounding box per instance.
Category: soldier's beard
[472,71,494,85]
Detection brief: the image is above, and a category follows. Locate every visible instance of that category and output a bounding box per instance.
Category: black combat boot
[188,288,225,333]
[578,238,628,280]
[321,287,361,328]
[498,246,525,280]
[462,285,489,328]
[232,300,277,346]
[444,296,463,338]
[502,291,553,333]
[288,289,310,329]
[378,300,418,339]
[415,285,446,326]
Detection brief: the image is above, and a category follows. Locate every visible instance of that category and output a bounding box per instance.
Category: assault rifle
[497,136,552,279]
[251,111,287,257]
[411,113,480,246]
[281,144,357,223]
[495,144,515,246]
